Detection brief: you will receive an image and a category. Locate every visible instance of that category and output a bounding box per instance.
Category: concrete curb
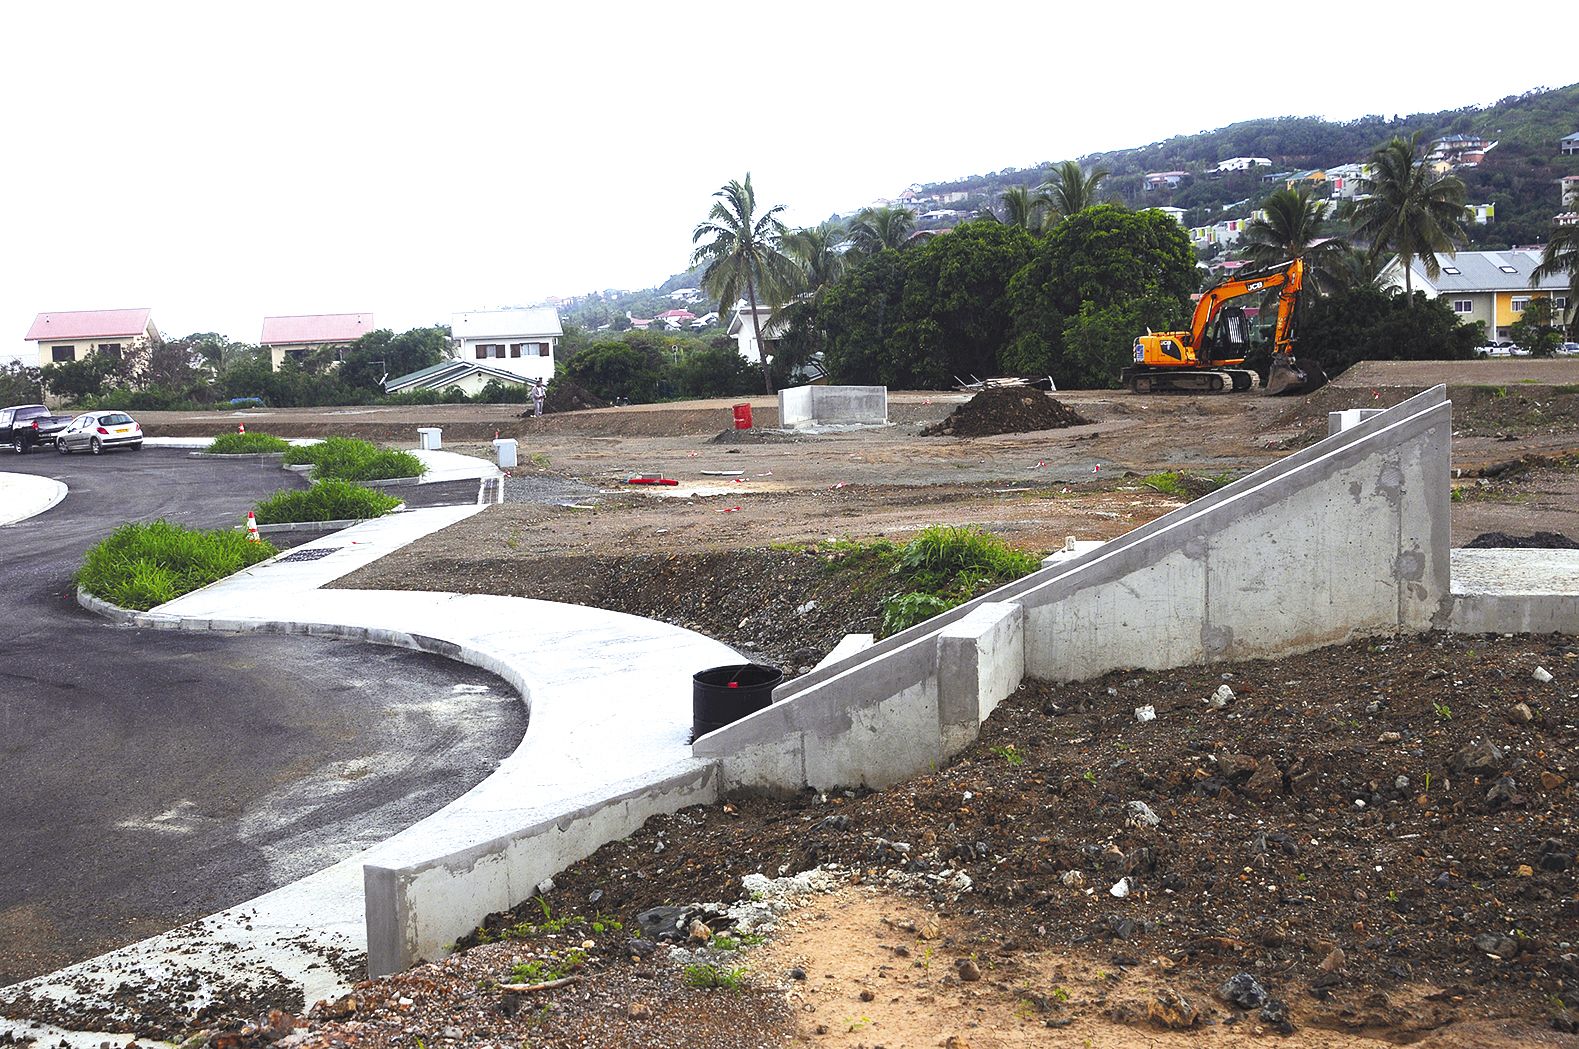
[0,473,67,526]
[186,451,287,461]
[250,511,405,534]
[75,586,140,626]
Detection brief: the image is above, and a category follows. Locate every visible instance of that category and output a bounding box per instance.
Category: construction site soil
[921,389,1091,438]
[99,363,1579,1047]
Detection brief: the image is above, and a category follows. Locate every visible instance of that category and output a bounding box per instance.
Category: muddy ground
[114,363,1579,1047]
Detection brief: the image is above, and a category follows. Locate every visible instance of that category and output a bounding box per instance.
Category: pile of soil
[923,389,1091,438]
[1465,531,1579,549]
[538,380,608,414]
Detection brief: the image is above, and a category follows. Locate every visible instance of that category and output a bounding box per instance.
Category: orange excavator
[1121,258,1327,396]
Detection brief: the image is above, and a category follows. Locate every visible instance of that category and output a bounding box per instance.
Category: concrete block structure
[695,386,1452,793]
[778,384,888,429]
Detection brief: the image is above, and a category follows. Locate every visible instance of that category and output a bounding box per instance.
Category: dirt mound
[922,389,1090,438]
[707,427,806,444]
[536,380,607,414]
[1465,530,1579,549]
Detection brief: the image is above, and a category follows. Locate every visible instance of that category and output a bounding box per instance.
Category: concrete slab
[0,472,66,526]
[1450,548,1579,634]
[779,385,887,429]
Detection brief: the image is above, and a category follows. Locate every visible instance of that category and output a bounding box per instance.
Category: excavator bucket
[1265,356,1328,397]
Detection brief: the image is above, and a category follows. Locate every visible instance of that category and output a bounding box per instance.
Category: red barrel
[732,403,753,430]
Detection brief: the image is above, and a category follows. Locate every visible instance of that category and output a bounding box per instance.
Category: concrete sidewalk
[2,505,740,1043]
[0,472,67,526]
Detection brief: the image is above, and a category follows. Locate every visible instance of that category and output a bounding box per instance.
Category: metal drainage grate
[277,547,340,563]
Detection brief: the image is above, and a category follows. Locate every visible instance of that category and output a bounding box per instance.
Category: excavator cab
[1200,306,1252,367]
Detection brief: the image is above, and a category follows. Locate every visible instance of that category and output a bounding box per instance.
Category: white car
[55,411,144,454]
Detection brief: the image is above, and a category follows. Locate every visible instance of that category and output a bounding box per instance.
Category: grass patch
[78,520,276,611]
[1140,471,1231,498]
[282,436,425,481]
[683,963,750,990]
[253,479,402,524]
[814,526,1041,637]
[205,432,291,454]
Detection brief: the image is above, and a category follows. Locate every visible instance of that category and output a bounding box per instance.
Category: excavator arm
[1187,258,1302,361]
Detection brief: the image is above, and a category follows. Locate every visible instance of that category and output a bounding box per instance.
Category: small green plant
[1434,701,1453,722]
[77,520,276,611]
[1386,890,1400,903]
[683,963,749,990]
[1082,769,1097,784]
[845,1016,872,1033]
[205,432,290,454]
[880,591,953,635]
[1140,471,1188,497]
[506,947,586,984]
[283,435,426,481]
[252,479,401,524]
[1423,772,1433,793]
[992,744,1026,767]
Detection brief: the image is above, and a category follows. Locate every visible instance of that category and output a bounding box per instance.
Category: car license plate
[114,427,130,433]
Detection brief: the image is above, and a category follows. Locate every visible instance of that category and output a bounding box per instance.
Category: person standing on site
[531,379,546,418]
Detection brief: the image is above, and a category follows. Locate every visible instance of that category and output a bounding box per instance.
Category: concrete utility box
[493,437,518,468]
[778,385,887,429]
[417,427,443,451]
[1328,408,1386,435]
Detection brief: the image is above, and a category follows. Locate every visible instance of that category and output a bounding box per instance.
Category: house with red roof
[261,313,375,370]
[26,308,159,368]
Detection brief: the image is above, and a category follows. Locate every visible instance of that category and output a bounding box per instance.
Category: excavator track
[1123,367,1257,394]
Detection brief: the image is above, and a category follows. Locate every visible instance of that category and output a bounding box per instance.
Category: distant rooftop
[260,313,374,346]
[1398,250,1569,291]
[26,308,152,342]
[452,307,563,341]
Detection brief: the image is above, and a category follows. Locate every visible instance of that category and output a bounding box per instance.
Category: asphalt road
[0,448,527,985]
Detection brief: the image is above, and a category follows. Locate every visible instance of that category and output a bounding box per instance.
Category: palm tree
[1036,160,1108,226]
[1531,223,1579,335]
[691,173,792,393]
[979,185,1043,230]
[779,221,848,295]
[1344,133,1470,295]
[847,205,916,255]
[1240,187,1348,291]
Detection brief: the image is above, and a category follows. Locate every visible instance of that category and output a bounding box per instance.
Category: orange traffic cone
[238,422,246,434]
[246,511,261,542]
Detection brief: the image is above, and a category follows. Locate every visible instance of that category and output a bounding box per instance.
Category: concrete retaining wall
[778,385,888,429]
[696,386,1452,794]
[365,760,719,976]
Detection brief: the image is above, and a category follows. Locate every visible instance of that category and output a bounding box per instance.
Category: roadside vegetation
[204,432,291,454]
[815,526,1041,636]
[77,520,276,611]
[253,479,402,524]
[282,436,425,481]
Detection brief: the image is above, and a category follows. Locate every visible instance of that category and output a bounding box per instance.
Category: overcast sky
[1,1,1567,365]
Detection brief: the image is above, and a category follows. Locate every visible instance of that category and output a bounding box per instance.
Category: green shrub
[282,436,425,481]
[880,591,954,635]
[205,432,291,454]
[78,520,276,611]
[895,525,1039,588]
[253,479,402,524]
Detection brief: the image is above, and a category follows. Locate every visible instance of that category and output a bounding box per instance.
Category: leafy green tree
[691,173,791,393]
[1507,297,1564,356]
[1530,223,1579,334]
[1240,187,1348,291]
[813,248,910,384]
[668,341,759,398]
[1036,160,1109,227]
[565,339,663,403]
[340,326,449,390]
[0,360,43,404]
[1005,205,1196,384]
[772,222,850,379]
[1059,293,1187,390]
[42,352,121,401]
[1344,133,1470,294]
[1299,286,1479,375]
[847,206,916,255]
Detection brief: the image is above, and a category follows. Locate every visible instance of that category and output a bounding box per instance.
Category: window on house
[1511,297,1530,313]
[1499,265,1519,274]
[1452,299,1473,313]
[52,345,75,362]
[538,343,551,356]
[509,343,523,358]
[1441,266,1460,275]
[1556,296,1569,310]
[476,345,486,360]
[96,343,123,359]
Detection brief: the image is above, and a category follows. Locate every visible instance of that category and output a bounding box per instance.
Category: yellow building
[1380,250,1571,341]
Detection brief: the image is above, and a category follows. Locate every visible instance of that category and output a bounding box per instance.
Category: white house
[1151,206,1187,224]
[450,307,562,383]
[727,305,788,365]
[1216,157,1271,172]
[26,308,158,367]
[1563,132,1579,157]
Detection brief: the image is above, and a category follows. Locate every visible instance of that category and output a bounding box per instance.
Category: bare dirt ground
[114,364,1579,1048]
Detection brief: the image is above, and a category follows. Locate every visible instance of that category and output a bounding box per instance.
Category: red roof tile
[260,313,374,346]
[26,308,152,342]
